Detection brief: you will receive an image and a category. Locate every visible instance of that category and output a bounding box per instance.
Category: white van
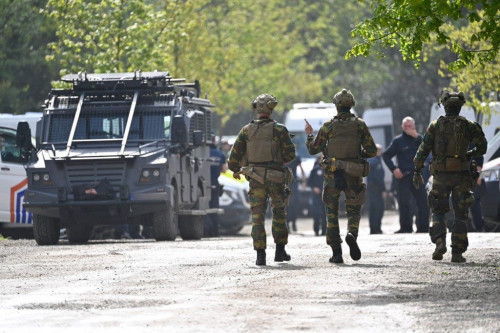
[0,113,41,235]
[362,107,394,191]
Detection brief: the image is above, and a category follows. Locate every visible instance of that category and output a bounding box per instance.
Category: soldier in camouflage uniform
[228,94,296,266]
[413,90,487,263]
[305,89,376,263]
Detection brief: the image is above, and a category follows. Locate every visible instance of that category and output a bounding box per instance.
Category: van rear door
[0,127,32,224]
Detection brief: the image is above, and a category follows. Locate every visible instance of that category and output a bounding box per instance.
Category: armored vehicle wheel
[66,224,94,244]
[153,202,178,241]
[178,216,204,240]
[33,214,60,245]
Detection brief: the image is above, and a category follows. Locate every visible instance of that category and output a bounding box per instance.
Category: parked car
[218,170,251,235]
[479,157,500,231]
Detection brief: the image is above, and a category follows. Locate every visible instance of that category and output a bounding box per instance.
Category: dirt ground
[0,211,499,332]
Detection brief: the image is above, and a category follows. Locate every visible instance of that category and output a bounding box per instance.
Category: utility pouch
[337,160,367,177]
[240,166,285,184]
[266,169,286,183]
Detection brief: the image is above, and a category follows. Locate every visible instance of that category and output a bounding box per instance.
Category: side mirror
[16,121,33,150]
[192,130,203,147]
[171,115,187,144]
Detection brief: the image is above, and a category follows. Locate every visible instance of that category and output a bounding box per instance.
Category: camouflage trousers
[323,174,366,249]
[428,171,474,252]
[248,178,288,250]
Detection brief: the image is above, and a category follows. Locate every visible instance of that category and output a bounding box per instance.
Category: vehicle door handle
[1,167,10,171]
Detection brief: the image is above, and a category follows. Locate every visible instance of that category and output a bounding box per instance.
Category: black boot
[345,232,361,261]
[256,249,266,266]
[274,244,291,262]
[329,247,343,264]
[432,237,447,261]
[451,249,466,263]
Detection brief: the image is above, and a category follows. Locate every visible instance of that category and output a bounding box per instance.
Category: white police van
[0,113,41,236]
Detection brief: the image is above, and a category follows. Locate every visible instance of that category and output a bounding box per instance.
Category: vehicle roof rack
[61,71,177,82]
[59,71,201,97]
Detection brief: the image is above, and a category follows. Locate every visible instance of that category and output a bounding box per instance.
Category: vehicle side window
[0,132,24,164]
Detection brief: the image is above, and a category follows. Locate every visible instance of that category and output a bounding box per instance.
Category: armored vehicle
[17,71,216,245]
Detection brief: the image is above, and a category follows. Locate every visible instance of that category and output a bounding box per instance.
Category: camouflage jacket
[306,112,377,159]
[414,115,487,170]
[228,117,296,173]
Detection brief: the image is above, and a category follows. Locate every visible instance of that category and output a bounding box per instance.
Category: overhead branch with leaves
[347,0,500,70]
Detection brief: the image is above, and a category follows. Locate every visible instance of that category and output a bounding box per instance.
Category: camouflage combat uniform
[306,90,376,257]
[228,103,295,251]
[414,91,487,262]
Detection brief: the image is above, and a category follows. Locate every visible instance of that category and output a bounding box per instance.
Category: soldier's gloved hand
[233,172,241,180]
[413,170,423,189]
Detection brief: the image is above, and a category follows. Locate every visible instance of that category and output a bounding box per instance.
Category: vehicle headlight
[139,168,161,184]
[31,171,54,186]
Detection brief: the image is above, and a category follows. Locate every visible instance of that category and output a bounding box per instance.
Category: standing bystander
[204,138,227,237]
[367,144,386,234]
[383,117,429,233]
[285,156,306,232]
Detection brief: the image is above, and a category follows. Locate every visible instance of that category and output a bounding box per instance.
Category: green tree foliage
[0,0,57,114]
[44,0,322,130]
[44,0,159,74]
[347,0,500,70]
[427,18,500,122]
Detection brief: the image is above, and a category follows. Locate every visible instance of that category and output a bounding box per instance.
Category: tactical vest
[246,120,282,164]
[432,116,471,172]
[326,116,362,160]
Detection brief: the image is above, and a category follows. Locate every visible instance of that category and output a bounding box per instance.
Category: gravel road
[1,211,499,332]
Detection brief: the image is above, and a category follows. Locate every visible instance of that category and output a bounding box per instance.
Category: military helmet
[439,90,466,108]
[332,89,355,107]
[252,93,278,114]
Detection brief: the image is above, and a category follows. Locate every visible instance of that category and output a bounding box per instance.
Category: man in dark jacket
[383,117,429,233]
[367,144,385,234]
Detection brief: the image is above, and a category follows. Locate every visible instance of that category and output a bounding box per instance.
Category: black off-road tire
[33,214,60,245]
[66,224,94,244]
[153,202,178,241]
[178,215,204,240]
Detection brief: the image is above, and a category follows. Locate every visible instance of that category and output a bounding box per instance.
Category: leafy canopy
[347,0,500,70]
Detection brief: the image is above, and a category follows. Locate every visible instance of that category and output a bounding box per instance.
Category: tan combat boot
[432,238,447,260]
